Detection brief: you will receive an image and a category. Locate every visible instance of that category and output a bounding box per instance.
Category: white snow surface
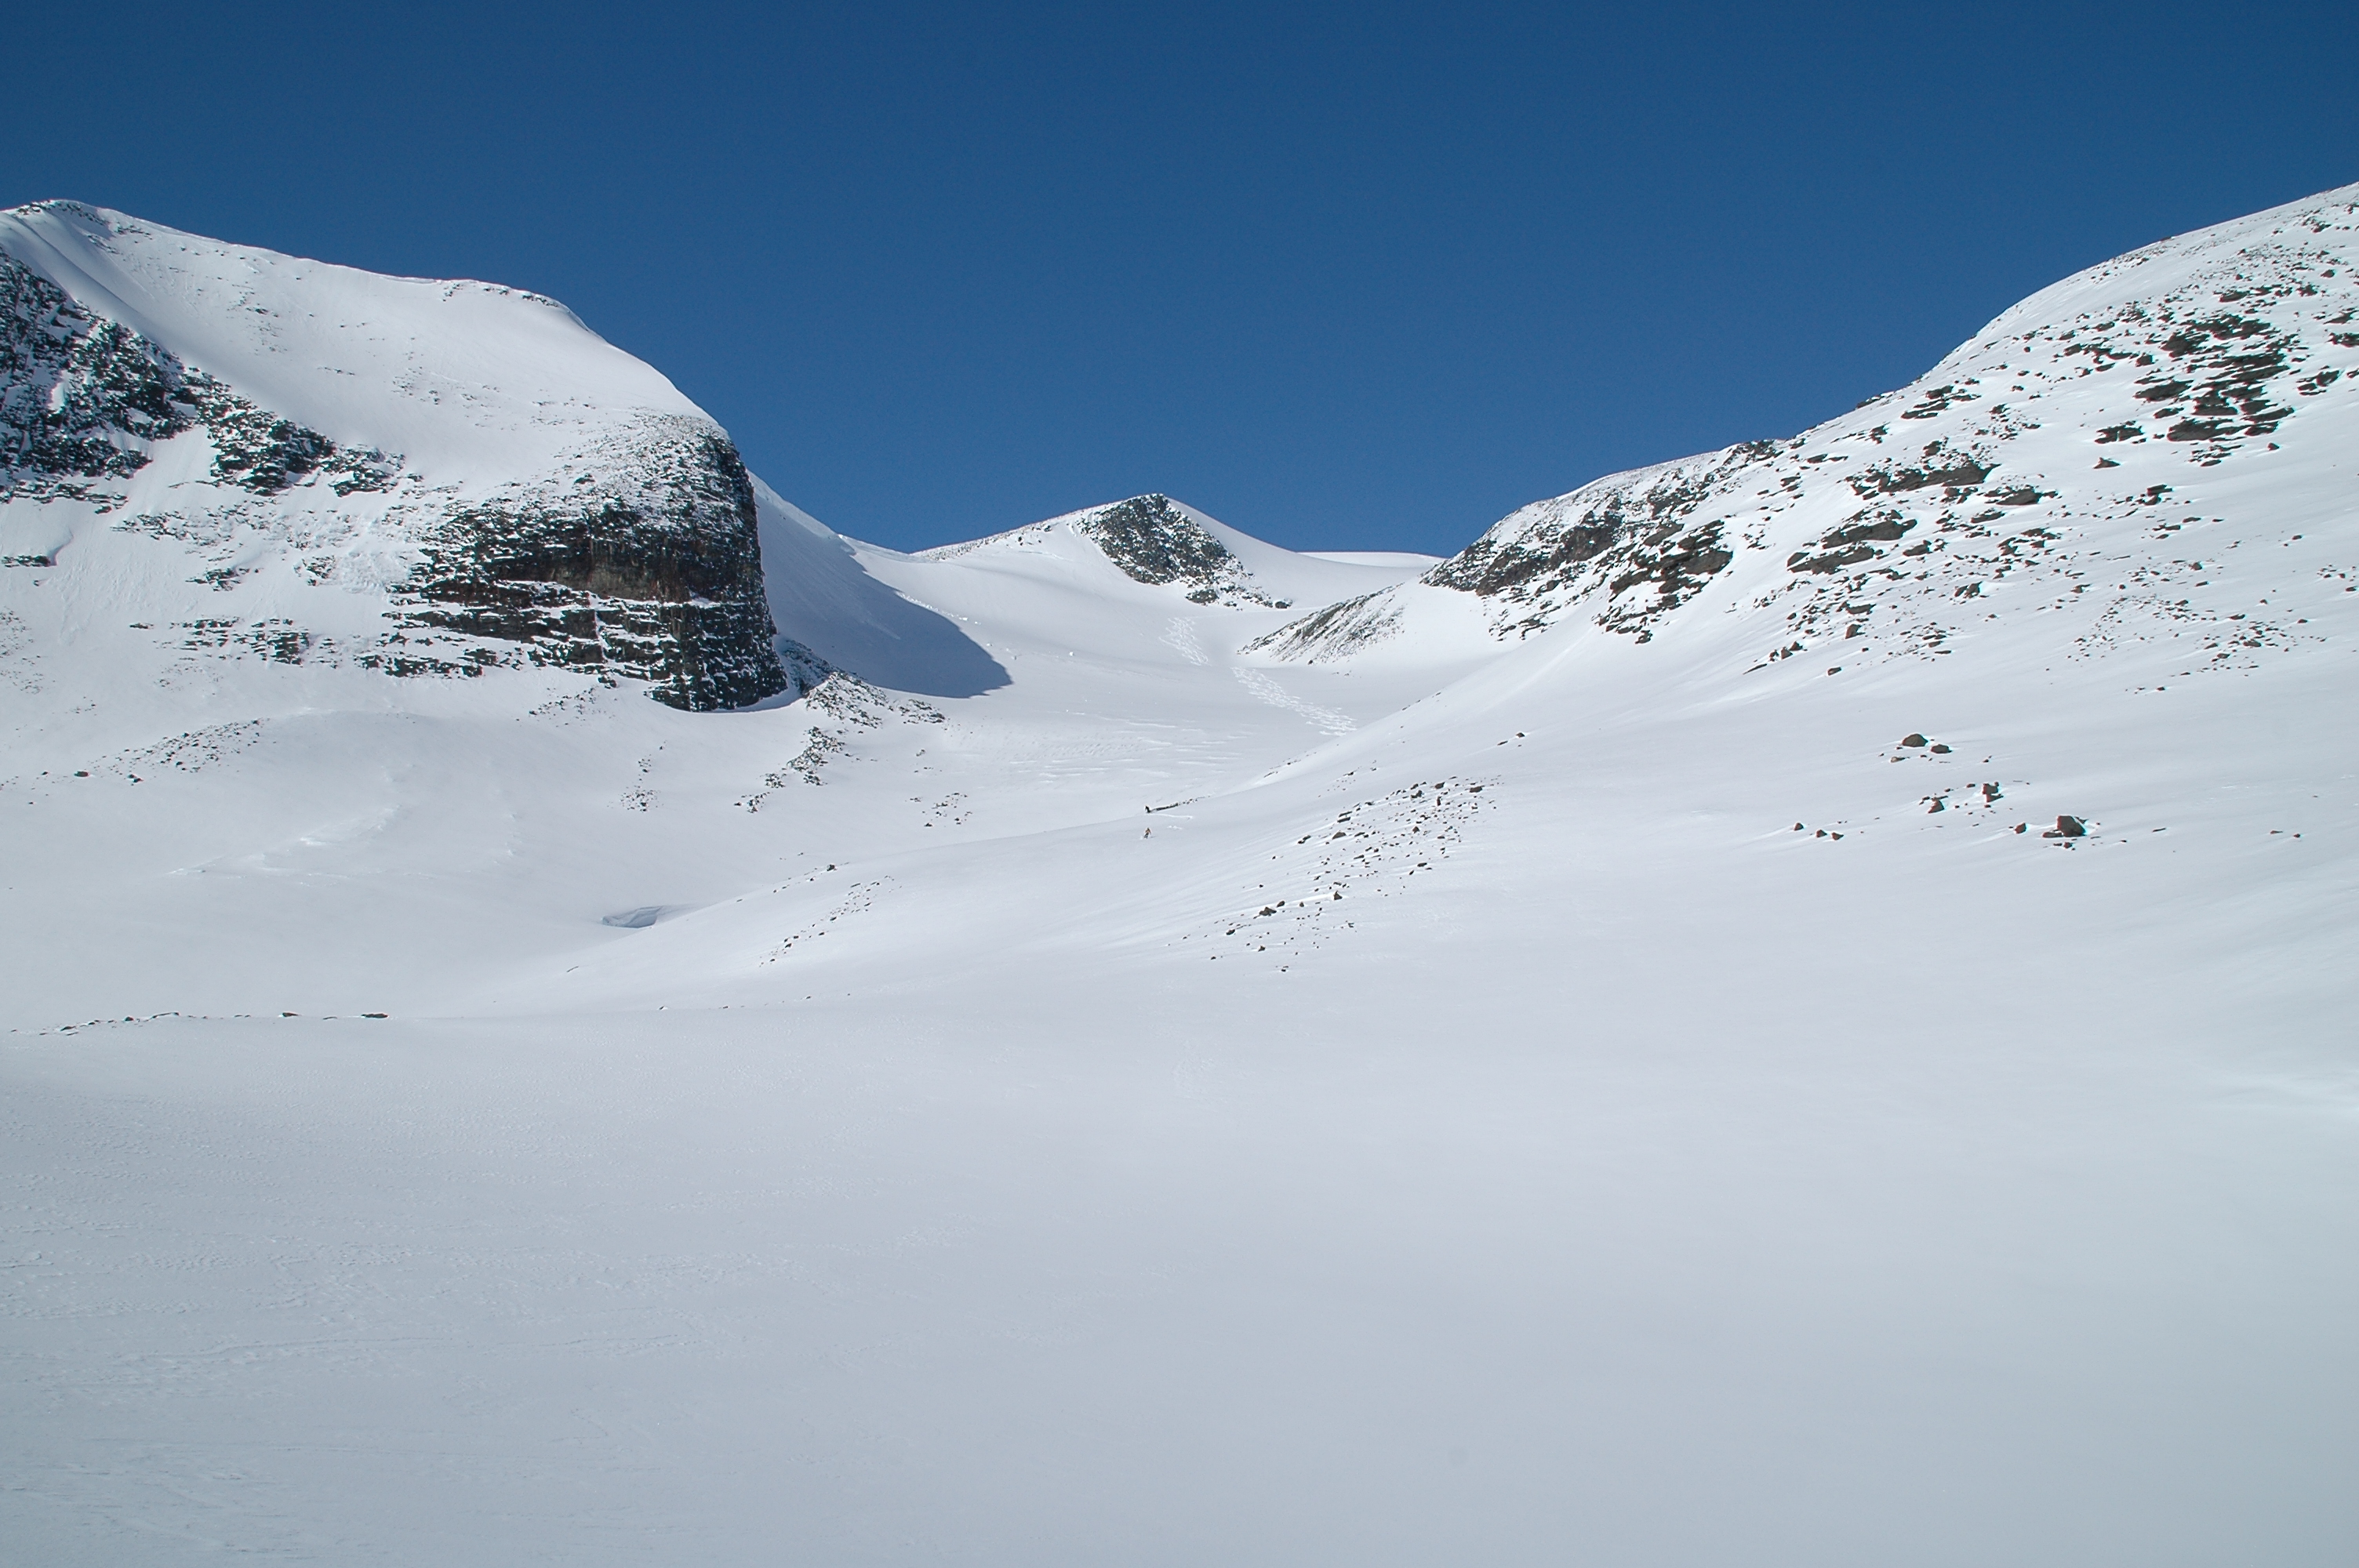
[4,186,2357,1565]
[0,201,703,474]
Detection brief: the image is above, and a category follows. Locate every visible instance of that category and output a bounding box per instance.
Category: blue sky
[13,2,2355,554]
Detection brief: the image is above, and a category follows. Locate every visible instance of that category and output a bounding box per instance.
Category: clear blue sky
[13,2,2355,554]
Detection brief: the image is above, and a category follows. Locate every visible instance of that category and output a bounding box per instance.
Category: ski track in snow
[1231,665,1355,734]
[1159,614,1211,666]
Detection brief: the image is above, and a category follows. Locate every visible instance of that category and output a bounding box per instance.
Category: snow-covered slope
[754,486,1434,696]
[5,188,2355,1566]
[1,201,787,708]
[1262,182,2359,678]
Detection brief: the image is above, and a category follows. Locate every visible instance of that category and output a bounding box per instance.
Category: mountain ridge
[1249,179,2357,681]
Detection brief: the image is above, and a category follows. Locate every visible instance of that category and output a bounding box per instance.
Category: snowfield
[3,186,2356,1565]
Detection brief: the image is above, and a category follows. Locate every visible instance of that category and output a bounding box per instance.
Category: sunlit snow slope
[0,201,788,708]
[4,186,2355,1567]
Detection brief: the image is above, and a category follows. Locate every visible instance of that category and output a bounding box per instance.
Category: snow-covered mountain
[752,483,1432,695]
[1259,181,2356,678]
[2,201,787,709]
[5,187,2354,1566]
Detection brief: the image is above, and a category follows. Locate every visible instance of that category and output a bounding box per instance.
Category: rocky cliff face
[385,419,787,709]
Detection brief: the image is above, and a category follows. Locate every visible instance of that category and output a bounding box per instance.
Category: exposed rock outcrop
[1239,590,1401,662]
[1076,494,1286,607]
[388,421,788,710]
[1420,448,1754,641]
[1,253,394,506]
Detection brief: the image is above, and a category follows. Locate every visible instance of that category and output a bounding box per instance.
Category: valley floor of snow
[6,564,2355,1564]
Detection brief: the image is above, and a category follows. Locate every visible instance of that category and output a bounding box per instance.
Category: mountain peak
[0,206,787,710]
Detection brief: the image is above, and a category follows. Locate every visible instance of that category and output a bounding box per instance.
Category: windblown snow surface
[4,186,2357,1566]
